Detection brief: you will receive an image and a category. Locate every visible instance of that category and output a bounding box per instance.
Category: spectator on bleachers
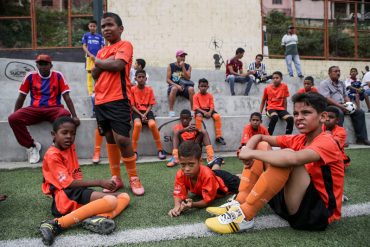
[281,25,303,78]
[8,54,80,164]
[362,68,370,106]
[225,47,253,96]
[297,76,318,94]
[319,66,370,145]
[344,68,370,112]
[166,50,194,117]
[248,54,272,83]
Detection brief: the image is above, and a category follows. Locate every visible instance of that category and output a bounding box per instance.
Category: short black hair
[328,66,339,73]
[178,141,202,160]
[89,20,97,25]
[198,78,208,85]
[136,58,146,69]
[255,54,263,60]
[272,71,283,78]
[350,67,358,72]
[180,109,192,118]
[52,116,76,132]
[325,106,340,118]
[236,47,245,55]
[292,92,327,113]
[250,112,262,120]
[304,76,314,85]
[135,69,146,76]
[102,12,123,26]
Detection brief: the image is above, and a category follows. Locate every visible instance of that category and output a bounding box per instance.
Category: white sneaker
[27,141,42,164]
[168,111,176,117]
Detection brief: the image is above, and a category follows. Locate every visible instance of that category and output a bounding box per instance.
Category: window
[273,0,282,4]
[41,0,53,7]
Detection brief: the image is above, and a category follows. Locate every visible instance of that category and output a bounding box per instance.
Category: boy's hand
[204,112,212,119]
[186,124,197,132]
[239,146,254,168]
[181,198,193,211]
[168,204,183,217]
[100,179,116,190]
[179,61,185,67]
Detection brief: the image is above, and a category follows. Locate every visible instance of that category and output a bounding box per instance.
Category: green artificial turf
[0,149,369,243]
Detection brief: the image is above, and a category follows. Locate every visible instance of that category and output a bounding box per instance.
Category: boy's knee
[196,113,203,118]
[256,141,272,151]
[188,87,195,93]
[134,120,142,128]
[8,112,19,124]
[118,192,131,202]
[270,115,279,123]
[103,195,118,210]
[212,113,221,120]
[147,119,156,128]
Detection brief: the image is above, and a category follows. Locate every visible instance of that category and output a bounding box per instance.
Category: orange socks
[195,115,203,130]
[212,113,222,138]
[106,143,121,177]
[57,195,117,228]
[94,128,103,154]
[98,193,130,219]
[172,149,179,162]
[148,120,163,151]
[122,155,137,178]
[205,145,214,162]
[132,121,142,152]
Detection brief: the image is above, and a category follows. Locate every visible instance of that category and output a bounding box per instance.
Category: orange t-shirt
[131,85,156,111]
[173,165,228,203]
[240,124,269,145]
[322,124,350,167]
[276,132,344,224]
[193,92,214,111]
[262,83,290,110]
[173,123,197,141]
[297,87,319,94]
[94,40,133,105]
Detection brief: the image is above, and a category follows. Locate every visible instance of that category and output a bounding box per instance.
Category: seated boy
[168,141,240,217]
[131,70,166,160]
[260,71,294,135]
[206,93,344,233]
[297,76,318,94]
[40,117,130,246]
[345,67,370,111]
[193,78,226,145]
[323,106,350,168]
[130,58,148,86]
[167,109,216,167]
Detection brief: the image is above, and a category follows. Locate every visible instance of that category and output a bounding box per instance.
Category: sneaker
[39,220,62,246]
[92,150,100,164]
[102,176,124,193]
[166,156,178,167]
[298,74,304,78]
[130,176,145,196]
[206,197,240,216]
[342,194,349,202]
[168,111,176,117]
[215,137,226,145]
[81,216,116,235]
[27,141,42,164]
[207,156,224,169]
[205,206,254,234]
[158,150,166,160]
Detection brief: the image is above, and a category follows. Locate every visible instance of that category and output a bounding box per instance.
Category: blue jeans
[226,75,253,95]
[285,55,302,76]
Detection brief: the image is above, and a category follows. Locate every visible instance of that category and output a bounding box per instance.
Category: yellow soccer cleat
[206,197,240,216]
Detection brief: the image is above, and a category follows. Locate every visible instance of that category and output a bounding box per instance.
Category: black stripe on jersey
[120,66,128,100]
[321,166,336,217]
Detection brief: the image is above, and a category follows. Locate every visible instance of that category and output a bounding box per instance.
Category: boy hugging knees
[206,93,344,234]
[168,141,240,217]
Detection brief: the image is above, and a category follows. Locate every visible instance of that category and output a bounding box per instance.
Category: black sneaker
[207,157,225,169]
[81,216,116,235]
[215,137,226,145]
[158,150,166,160]
[298,74,304,78]
[39,220,62,246]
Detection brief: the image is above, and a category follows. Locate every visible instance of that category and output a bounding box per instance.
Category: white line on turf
[1,202,370,247]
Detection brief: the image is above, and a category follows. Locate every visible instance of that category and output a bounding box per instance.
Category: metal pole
[354,3,358,58]
[93,0,103,34]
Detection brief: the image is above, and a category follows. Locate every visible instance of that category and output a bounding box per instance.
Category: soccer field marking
[1,202,370,247]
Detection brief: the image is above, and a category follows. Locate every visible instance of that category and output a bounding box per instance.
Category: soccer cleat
[207,156,224,169]
[158,150,166,160]
[215,137,226,145]
[28,141,42,164]
[39,220,62,246]
[168,111,176,117]
[166,156,178,167]
[102,176,124,193]
[81,216,116,235]
[129,176,145,196]
[205,206,254,234]
[206,197,240,216]
[92,149,101,164]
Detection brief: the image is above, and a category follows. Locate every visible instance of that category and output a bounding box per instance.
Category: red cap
[176,50,188,57]
[35,54,52,63]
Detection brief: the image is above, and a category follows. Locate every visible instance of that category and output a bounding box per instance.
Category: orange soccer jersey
[173,165,228,203]
[240,124,269,145]
[131,85,156,111]
[297,87,318,94]
[263,83,290,111]
[94,40,133,105]
[42,144,83,215]
[193,93,215,111]
[276,132,344,224]
[322,124,350,167]
[173,123,197,141]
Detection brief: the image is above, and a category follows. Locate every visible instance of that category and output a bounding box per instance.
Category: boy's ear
[319,111,328,124]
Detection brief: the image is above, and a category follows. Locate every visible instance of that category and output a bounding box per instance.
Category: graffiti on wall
[5,62,35,81]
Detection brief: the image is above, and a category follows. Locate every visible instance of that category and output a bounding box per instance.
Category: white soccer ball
[343,102,356,114]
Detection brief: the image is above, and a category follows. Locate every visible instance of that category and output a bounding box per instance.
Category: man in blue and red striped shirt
[8,54,80,164]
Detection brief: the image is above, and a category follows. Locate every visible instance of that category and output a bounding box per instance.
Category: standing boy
[92,12,144,196]
[206,93,344,233]
[131,69,166,160]
[130,58,148,85]
[260,71,294,135]
[297,76,318,94]
[193,78,226,145]
[281,25,303,78]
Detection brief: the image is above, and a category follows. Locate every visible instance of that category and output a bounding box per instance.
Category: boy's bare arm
[143,105,153,116]
[131,105,143,116]
[168,197,184,217]
[283,98,287,110]
[95,57,125,72]
[181,64,191,80]
[82,44,94,58]
[259,98,266,113]
[183,198,208,209]
[62,92,80,126]
[14,93,26,112]
[68,179,116,191]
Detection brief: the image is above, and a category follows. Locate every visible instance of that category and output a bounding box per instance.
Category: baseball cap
[36,54,52,63]
[176,50,188,57]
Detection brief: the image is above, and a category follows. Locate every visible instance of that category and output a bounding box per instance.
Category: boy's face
[176,55,186,63]
[255,56,262,65]
[88,23,97,33]
[36,61,52,77]
[236,52,244,59]
[250,116,261,130]
[272,74,282,86]
[135,73,147,86]
[52,122,76,150]
[179,156,201,179]
[324,112,338,130]
[293,102,326,134]
[350,69,358,78]
[101,17,123,43]
[198,82,209,94]
[180,114,192,128]
[303,80,313,91]
[134,61,140,70]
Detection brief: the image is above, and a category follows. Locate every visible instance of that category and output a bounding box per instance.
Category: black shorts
[51,187,94,217]
[267,109,290,119]
[167,84,192,99]
[132,110,155,122]
[95,99,132,137]
[195,109,217,117]
[268,182,329,231]
[213,170,241,194]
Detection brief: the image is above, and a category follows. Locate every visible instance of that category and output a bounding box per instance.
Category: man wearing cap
[166,50,195,117]
[8,54,80,164]
[281,25,303,78]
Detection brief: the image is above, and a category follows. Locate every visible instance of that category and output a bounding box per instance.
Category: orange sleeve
[115,41,133,64]
[276,134,304,151]
[240,125,251,144]
[209,94,215,109]
[131,87,137,108]
[311,87,319,93]
[173,170,188,200]
[333,127,347,149]
[297,88,305,94]
[306,134,342,165]
[149,87,156,105]
[260,125,270,135]
[193,94,200,110]
[44,152,74,189]
[200,170,219,203]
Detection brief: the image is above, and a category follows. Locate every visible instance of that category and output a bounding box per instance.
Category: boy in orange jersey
[193,78,226,145]
[260,71,294,135]
[206,93,344,234]
[323,106,350,168]
[131,69,166,160]
[91,12,144,196]
[167,109,216,167]
[297,76,318,94]
[39,117,130,246]
[168,141,240,217]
